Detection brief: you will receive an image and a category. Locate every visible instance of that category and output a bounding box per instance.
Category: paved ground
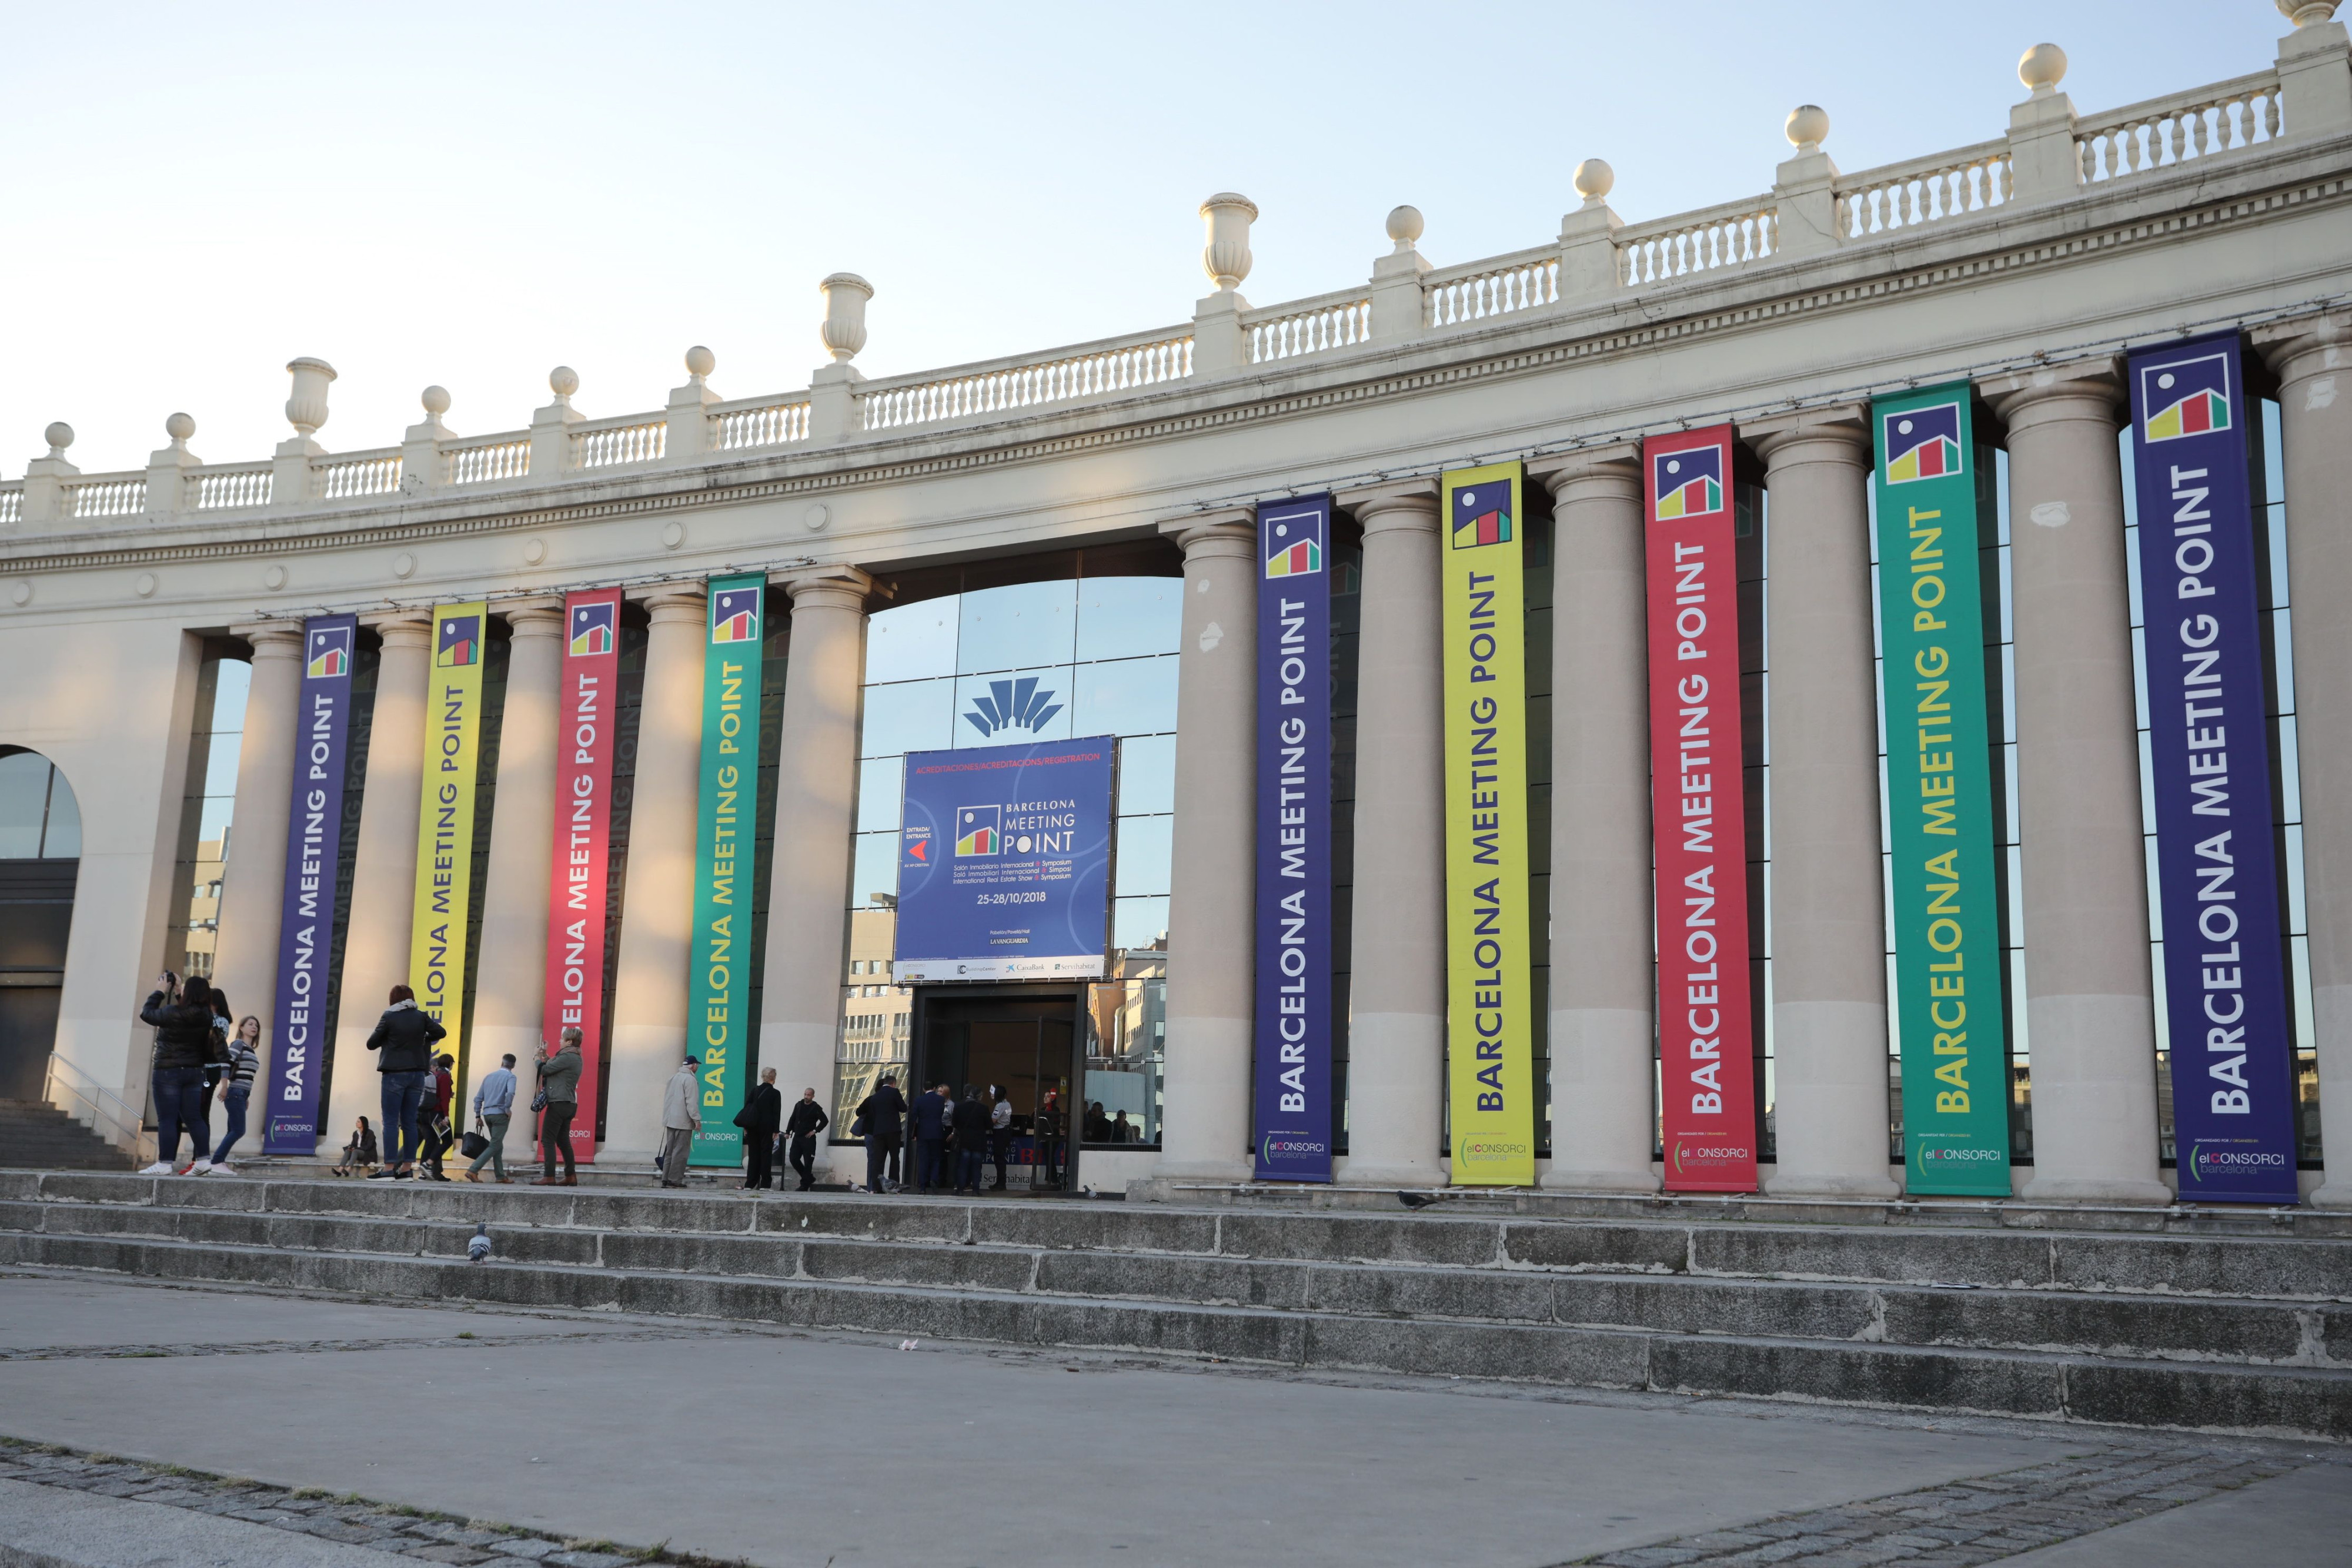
[0,1271,2340,1567]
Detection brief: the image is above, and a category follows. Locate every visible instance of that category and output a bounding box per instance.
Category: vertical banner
[1440,463,1537,1186]
[687,574,766,1166]
[407,603,487,1071]
[542,589,623,1165]
[2128,333,2300,1203]
[1644,427,1760,1192]
[1872,386,2013,1193]
[260,614,358,1154]
[1252,495,1333,1182]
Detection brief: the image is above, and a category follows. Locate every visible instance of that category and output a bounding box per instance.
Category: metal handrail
[43,1051,151,1161]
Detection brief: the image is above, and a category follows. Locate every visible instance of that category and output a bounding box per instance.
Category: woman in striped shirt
[206,1016,263,1175]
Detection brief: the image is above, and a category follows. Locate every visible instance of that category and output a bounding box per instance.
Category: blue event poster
[2126,332,2300,1202]
[894,737,1116,981]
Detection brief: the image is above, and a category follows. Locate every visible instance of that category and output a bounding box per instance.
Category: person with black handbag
[462,1052,518,1182]
[734,1067,783,1191]
[532,1029,584,1185]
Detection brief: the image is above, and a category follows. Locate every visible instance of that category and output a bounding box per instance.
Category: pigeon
[1396,1190,1437,1210]
[467,1222,492,1263]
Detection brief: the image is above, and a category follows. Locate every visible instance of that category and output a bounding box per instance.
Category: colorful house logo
[710,587,760,644]
[1653,449,1725,520]
[2141,352,2232,443]
[436,614,481,668]
[569,601,617,657]
[963,676,1062,738]
[1882,403,1963,484]
[1449,484,1513,550]
[1263,506,1324,578]
[954,805,1001,857]
[306,625,353,680]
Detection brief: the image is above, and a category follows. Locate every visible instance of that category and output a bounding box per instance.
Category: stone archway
[0,748,81,1101]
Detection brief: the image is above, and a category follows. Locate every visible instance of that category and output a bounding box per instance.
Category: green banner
[687,574,766,1166]
[1871,386,2012,1193]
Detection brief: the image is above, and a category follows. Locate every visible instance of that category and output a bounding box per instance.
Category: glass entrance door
[910,987,1082,1193]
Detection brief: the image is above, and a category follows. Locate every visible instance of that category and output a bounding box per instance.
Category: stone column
[465,600,563,1169]
[1748,407,1900,1199]
[1152,511,1257,1182]
[1985,362,2169,1205]
[1528,448,1658,1192]
[758,567,873,1183]
[322,614,433,1154]
[603,586,706,1164]
[207,624,303,1095]
[1332,479,1446,1186]
[2259,313,2352,1208]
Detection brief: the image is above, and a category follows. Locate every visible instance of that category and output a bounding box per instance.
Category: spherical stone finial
[1572,158,1615,206]
[43,422,72,456]
[1385,205,1425,252]
[2018,42,2068,95]
[684,345,716,380]
[549,365,579,399]
[1785,105,1830,153]
[420,385,451,417]
[165,411,195,444]
[2279,2,2341,29]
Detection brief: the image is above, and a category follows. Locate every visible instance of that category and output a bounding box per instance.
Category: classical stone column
[1985,362,2169,1204]
[2259,312,2352,1208]
[321,614,433,1153]
[757,567,872,1183]
[1528,448,1659,1192]
[466,600,563,1166]
[207,624,303,1095]
[1748,407,1900,1199]
[603,586,706,1164]
[1152,511,1257,1182]
[1332,479,1446,1186]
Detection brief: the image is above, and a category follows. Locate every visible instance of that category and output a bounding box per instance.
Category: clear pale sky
[4,1,2289,475]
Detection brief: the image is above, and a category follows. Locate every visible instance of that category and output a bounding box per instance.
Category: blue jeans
[210,1087,249,1165]
[956,1147,985,1192]
[916,1136,947,1191]
[151,1065,207,1165]
[380,1071,427,1168]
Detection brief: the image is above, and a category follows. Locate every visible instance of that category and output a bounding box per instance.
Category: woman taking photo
[138,974,223,1175]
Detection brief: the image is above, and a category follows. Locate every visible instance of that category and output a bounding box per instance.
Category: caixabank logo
[963,676,1062,738]
[2183,1139,2290,1186]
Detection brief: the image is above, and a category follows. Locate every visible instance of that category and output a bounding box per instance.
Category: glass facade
[0,751,81,861]
[169,644,250,986]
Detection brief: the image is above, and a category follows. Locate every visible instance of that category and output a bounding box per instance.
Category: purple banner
[2127,334,2299,1202]
[1252,495,1333,1181]
[260,614,358,1155]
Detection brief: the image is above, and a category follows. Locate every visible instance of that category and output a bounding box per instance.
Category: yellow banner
[1440,463,1537,1186]
[407,602,489,1081]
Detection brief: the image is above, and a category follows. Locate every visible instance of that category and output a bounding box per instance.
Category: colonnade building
[6,14,2352,1206]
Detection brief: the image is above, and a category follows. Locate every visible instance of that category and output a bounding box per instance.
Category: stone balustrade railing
[5,19,2344,536]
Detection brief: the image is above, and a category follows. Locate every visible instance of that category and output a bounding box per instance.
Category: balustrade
[1247,294,1371,362]
[1617,198,1779,286]
[2077,72,2285,183]
[64,477,146,519]
[314,450,402,500]
[573,418,666,471]
[860,331,1192,432]
[1423,251,1558,329]
[711,399,811,452]
[443,436,531,486]
[193,465,272,511]
[1838,142,2013,239]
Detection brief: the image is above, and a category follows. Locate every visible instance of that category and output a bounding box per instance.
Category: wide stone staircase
[0,1104,134,1171]
[1,1169,2346,1440]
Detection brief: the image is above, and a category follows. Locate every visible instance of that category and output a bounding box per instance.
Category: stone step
[4,1226,2344,1441]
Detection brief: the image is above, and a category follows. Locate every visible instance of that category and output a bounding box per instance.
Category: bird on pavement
[1396,1191,1437,1209]
[467,1222,492,1262]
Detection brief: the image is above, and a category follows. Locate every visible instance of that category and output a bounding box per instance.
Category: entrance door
[910,985,1082,1193]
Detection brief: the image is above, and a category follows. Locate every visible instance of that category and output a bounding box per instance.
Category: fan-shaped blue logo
[963,676,1062,737]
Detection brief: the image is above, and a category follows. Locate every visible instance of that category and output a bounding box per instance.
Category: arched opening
[0,748,82,1101]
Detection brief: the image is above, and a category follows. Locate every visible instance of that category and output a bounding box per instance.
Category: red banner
[541,588,623,1164]
[1643,427,1759,1192]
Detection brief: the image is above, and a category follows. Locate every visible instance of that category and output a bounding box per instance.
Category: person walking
[416,1052,457,1181]
[1035,1088,1065,1190]
[205,1015,263,1174]
[532,1029,584,1185]
[910,1081,952,1193]
[196,986,233,1152]
[465,1052,519,1183]
[784,1086,828,1191]
[951,1084,990,1194]
[854,1074,906,1194]
[364,984,444,1180]
[330,1115,378,1176]
[659,1056,701,1187]
[139,974,223,1175]
[988,1084,1013,1191]
[738,1067,783,1191]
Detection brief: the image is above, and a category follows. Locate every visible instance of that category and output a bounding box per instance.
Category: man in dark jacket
[784,1086,830,1191]
[950,1085,991,1193]
[739,1067,784,1191]
[855,1074,906,1194]
[365,984,446,1179]
[909,1082,953,1193]
[140,974,223,1174]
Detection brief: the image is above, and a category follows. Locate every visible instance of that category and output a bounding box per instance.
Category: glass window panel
[1077,577,1182,663]
[865,596,961,686]
[203,728,243,797]
[1114,814,1173,898]
[860,677,956,760]
[1113,896,1170,951]
[198,794,237,845]
[857,755,904,834]
[1072,656,1179,739]
[957,580,1076,675]
[209,658,252,733]
[952,667,1074,748]
[850,831,898,910]
[39,765,79,859]
[0,754,49,858]
[1115,734,1177,815]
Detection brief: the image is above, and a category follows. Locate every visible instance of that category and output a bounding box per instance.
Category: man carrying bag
[735,1068,783,1191]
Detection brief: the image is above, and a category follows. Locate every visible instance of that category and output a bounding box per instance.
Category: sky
[2,1,2294,476]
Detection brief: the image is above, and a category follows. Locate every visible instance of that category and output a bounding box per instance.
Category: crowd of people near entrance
[137,977,1142,1191]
